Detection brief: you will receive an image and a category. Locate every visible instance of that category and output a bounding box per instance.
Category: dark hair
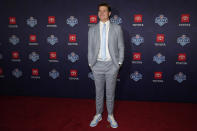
[98,2,111,12]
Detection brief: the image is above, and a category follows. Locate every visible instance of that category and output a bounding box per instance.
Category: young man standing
[88,3,124,128]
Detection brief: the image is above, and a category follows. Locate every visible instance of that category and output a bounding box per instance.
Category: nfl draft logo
[12,68,22,78]
[67,16,78,27]
[155,14,168,26]
[179,14,190,26]
[47,35,58,46]
[131,34,144,46]
[67,52,79,63]
[29,52,39,62]
[174,72,186,83]
[88,72,94,80]
[49,69,59,79]
[110,15,122,25]
[130,71,143,82]
[153,53,165,64]
[177,35,190,47]
[9,35,19,45]
[27,16,37,28]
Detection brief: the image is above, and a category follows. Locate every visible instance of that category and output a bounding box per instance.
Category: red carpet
[0,96,196,131]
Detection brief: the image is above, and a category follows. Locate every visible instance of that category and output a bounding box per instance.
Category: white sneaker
[107,115,118,128]
[89,114,102,127]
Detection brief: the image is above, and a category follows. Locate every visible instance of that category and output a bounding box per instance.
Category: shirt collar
[100,20,110,26]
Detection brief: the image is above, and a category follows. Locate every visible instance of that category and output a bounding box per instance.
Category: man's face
[98,6,111,22]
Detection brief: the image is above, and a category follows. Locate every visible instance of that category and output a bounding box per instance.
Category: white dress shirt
[97,20,112,61]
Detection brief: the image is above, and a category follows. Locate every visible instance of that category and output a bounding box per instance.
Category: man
[88,3,124,128]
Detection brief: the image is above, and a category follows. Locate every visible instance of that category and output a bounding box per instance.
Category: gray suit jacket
[88,22,124,68]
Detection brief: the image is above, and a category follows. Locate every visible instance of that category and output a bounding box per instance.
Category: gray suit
[88,22,124,115]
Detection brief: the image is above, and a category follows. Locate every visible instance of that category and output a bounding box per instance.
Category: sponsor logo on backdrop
[12,68,22,78]
[68,34,78,45]
[69,69,79,80]
[133,14,143,26]
[153,53,165,64]
[88,72,94,80]
[110,15,122,25]
[174,72,186,83]
[47,16,57,27]
[29,34,38,45]
[130,71,143,82]
[47,35,58,46]
[67,16,78,27]
[49,52,59,62]
[9,35,19,45]
[0,68,5,78]
[8,17,18,28]
[27,16,37,28]
[155,14,168,26]
[176,53,187,65]
[155,34,166,46]
[31,68,40,79]
[177,35,190,47]
[132,52,142,64]
[179,14,190,26]
[49,69,59,79]
[131,34,144,46]
[29,52,39,62]
[67,52,79,63]
[88,15,97,27]
[153,72,164,83]
[11,51,21,62]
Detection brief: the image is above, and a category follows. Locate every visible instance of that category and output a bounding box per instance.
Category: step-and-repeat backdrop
[0,0,197,102]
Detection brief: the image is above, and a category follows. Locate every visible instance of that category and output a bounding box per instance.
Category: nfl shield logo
[153,53,165,64]
[9,35,19,45]
[110,15,122,25]
[131,34,144,46]
[155,15,168,26]
[27,16,37,28]
[47,35,58,45]
[174,72,186,83]
[177,35,190,47]
[67,16,78,27]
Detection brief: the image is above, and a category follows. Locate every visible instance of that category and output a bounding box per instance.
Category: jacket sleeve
[118,25,124,64]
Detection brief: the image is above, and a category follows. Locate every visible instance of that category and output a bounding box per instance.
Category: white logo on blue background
[49,69,59,79]
[174,72,186,83]
[177,35,190,47]
[88,72,94,80]
[9,35,19,45]
[68,52,79,63]
[27,16,37,28]
[47,35,58,45]
[29,52,39,62]
[153,53,165,64]
[110,15,122,25]
[155,14,168,26]
[12,68,22,78]
[66,16,78,27]
[131,34,144,46]
[130,71,143,82]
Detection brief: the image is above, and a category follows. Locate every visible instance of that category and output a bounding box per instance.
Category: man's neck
[100,19,109,23]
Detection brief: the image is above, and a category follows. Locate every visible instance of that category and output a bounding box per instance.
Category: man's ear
[109,12,111,17]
